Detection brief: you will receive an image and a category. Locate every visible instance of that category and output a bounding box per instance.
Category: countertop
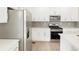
[0,39,19,51]
[61,28,79,34]
[32,27,50,29]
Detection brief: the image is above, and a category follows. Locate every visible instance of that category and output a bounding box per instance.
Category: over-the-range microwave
[50,15,61,22]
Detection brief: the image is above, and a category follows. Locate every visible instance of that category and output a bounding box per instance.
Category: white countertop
[32,27,50,29]
[62,28,79,35]
[0,39,19,51]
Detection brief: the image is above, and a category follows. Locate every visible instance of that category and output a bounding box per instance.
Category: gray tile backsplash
[61,22,76,28]
[32,21,79,28]
[32,21,49,27]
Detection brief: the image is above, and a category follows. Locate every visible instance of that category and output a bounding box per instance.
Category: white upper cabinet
[0,7,8,23]
[27,7,79,21]
[49,7,78,21]
[27,7,49,21]
[60,7,78,21]
[49,7,61,15]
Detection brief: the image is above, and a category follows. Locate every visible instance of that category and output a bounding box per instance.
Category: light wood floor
[32,40,60,51]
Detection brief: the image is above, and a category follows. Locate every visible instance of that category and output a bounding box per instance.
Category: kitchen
[0,7,32,51]
[27,7,79,51]
[0,7,79,51]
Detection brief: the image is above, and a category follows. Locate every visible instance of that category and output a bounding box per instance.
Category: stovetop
[49,25,63,33]
[49,26,62,29]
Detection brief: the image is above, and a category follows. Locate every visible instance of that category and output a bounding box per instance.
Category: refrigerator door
[24,10,32,51]
[8,9,24,51]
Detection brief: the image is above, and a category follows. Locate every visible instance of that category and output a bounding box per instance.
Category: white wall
[0,9,24,51]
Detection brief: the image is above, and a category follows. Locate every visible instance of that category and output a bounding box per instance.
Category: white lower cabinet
[60,35,77,51]
[60,37,73,51]
[32,28,50,41]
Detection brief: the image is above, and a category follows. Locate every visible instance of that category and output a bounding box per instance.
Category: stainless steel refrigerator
[8,8,32,51]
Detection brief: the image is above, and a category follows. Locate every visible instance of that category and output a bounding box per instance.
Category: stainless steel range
[49,25,63,39]
[49,25,63,32]
[49,15,63,40]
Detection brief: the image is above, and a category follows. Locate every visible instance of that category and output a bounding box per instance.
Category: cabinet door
[32,29,39,41]
[32,28,44,41]
[44,29,50,41]
[31,7,49,21]
[60,7,78,21]
[60,35,77,51]
[32,28,50,41]
[0,7,8,23]
[38,8,49,21]
[60,36,72,51]
[49,7,61,15]
[70,8,78,21]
